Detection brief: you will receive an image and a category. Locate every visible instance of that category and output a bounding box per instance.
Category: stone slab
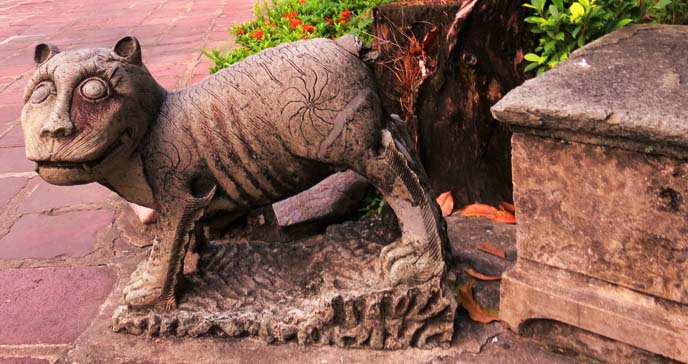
[0,266,115,345]
[500,259,688,362]
[0,177,28,208]
[0,147,34,174]
[511,133,688,303]
[19,182,112,214]
[492,25,688,153]
[0,209,113,259]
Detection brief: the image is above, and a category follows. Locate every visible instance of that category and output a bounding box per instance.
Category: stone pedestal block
[492,25,688,362]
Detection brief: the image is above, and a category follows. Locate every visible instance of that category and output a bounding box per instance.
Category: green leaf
[614,18,634,29]
[548,4,560,18]
[532,0,544,12]
[524,62,540,72]
[552,0,564,11]
[523,53,542,63]
[571,25,582,37]
[524,16,547,24]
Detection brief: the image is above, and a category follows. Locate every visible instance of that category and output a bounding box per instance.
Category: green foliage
[203,0,391,73]
[358,188,385,220]
[523,0,688,75]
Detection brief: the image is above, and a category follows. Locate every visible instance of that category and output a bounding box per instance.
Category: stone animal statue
[21,36,448,308]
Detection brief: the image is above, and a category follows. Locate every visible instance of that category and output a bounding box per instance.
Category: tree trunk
[373,0,535,206]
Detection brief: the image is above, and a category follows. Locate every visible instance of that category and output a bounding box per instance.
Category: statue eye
[30,81,55,104]
[79,78,109,101]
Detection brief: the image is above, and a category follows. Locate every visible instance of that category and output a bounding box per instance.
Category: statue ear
[113,36,142,64]
[34,43,60,66]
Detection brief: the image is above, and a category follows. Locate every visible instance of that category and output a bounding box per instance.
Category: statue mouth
[35,129,133,171]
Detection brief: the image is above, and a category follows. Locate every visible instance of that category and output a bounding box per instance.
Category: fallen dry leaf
[499,201,516,214]
[457,281,499,324]
[458,203,516,224]
[475,242,506,260]
[464,268,502,281]
[491,210,516,224]
[436,191,454,217]
[458,203,499,218]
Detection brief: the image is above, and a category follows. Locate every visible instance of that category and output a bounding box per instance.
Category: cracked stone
[0,209,114,259]
[19,181,112,214]
[0,176,28,207]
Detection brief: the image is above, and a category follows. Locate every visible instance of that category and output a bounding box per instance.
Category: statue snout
[40,112,74,138]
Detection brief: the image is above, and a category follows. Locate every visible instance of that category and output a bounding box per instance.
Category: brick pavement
[0,1,255,362]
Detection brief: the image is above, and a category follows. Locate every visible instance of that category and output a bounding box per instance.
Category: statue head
[21,36,164,185]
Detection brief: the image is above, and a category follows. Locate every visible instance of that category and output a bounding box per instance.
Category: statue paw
[123,259,168,308]
[379,239,443,286]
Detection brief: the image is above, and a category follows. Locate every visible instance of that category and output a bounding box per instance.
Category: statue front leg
[123,185,216,309]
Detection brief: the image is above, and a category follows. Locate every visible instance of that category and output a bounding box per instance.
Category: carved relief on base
[113,222,456,349]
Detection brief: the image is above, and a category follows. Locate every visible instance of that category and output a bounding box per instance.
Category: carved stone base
[500,259,688,362]
[112,223,456,349]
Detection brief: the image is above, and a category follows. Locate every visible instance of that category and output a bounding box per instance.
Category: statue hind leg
[351,128,449,285]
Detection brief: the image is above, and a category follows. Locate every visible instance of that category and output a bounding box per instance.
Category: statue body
[21,36,451,329]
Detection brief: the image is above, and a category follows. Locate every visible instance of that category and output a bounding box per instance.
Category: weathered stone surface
[492,25,688,156]
[500,260,688,362]
[511,134,688,303]
[0,210,113,259]
[272,170,369,227]
[19,182,112,214]
[493,25,688,363]
[113,220,457,349]
[0,266,115,344]
[0,177,28,207]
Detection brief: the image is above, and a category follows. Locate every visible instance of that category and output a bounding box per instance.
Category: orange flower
[338,9,352,24]
[303,24,315,33]
[299,0,305,4]
[235,28,246,35]
[263,20,276,26]
[251,29,264,40]
[325,17,334,26]
[289,19,303,28]
[284,10,298,19]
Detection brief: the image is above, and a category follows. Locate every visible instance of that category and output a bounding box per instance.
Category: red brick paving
[0,266,115,344]
[0,0,255,361]
[0,209,114,259]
